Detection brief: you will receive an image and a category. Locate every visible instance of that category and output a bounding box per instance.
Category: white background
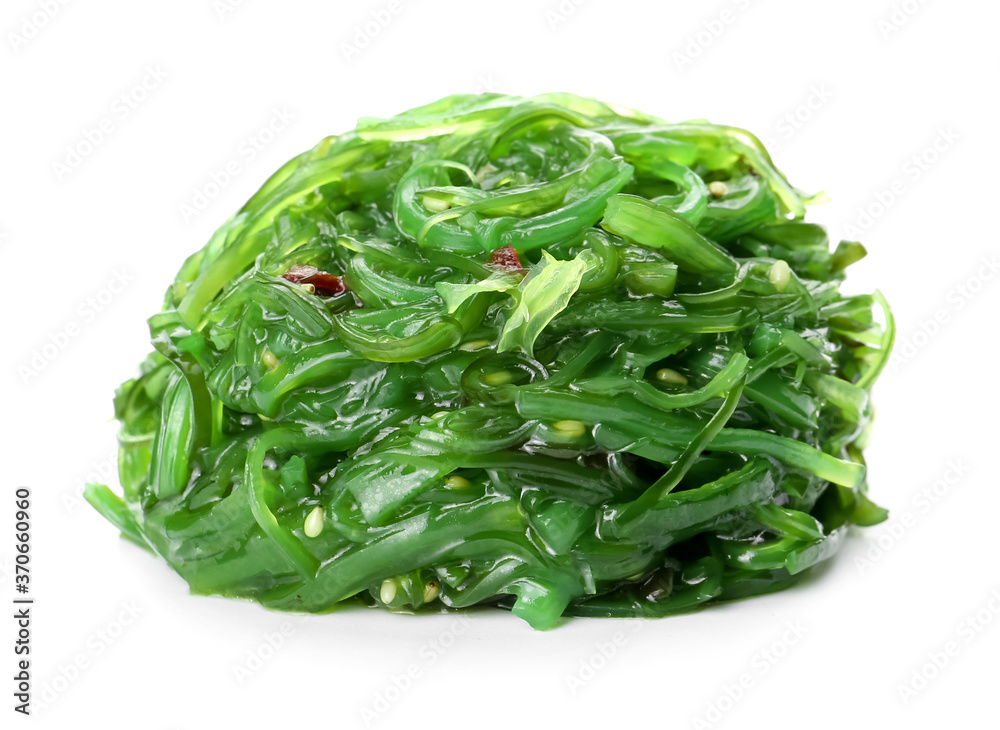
[2,0,998,728]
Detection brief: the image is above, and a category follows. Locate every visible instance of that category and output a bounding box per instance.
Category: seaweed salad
[86,93,893,629]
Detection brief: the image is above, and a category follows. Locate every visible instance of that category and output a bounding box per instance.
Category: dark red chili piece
[282,265,347,296]
[488,244,522,270]
[305,271,346,296]
[282,265,319,284]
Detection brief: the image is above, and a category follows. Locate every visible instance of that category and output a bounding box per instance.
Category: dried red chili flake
[488,244,522,270]
[305,271,346,296]
[282,265,347,297]
[282,264,319,283]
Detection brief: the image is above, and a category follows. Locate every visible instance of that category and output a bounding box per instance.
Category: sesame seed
[444,475,470,490]
[303,506,324,538]
[380,579,397,604]
[656,368,688,386]
[708,181,729,198]
[482,370,512,386]
[553,420,587,438]
[769,260,791,291]
[262,350,279,370]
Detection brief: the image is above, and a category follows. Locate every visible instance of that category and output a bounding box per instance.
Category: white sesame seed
[262,350,279,370]
[482,370,512,386]
[708,181,729,198]
[553,420,587,438]
[380,579,397,604]
[303,506,324,538]
[444,475,470,490]
[656,368,688,386]
[769,260,791,291]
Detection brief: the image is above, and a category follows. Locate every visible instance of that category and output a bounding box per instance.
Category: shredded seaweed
[86,93,892,629]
